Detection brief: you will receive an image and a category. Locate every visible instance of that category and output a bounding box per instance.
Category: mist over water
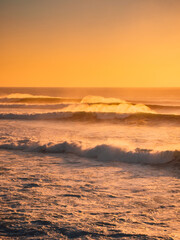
[0,88,180,239]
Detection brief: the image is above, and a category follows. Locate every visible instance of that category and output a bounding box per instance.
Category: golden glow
[1,1,180,87]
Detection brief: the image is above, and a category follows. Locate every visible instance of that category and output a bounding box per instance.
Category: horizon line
[0,86,180,89]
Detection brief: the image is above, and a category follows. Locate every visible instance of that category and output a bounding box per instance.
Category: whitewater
[0,88,180,239]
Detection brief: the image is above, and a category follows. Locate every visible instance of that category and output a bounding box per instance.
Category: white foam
[81,95,126,104]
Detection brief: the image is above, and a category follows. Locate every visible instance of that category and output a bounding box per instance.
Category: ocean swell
[0,93,81,104]
[0,111,180,124]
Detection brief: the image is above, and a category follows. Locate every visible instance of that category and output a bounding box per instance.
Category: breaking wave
[81,95,126,104]
[0,140,179,165]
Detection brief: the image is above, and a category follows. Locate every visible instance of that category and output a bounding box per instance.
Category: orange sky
[0,0,180,87]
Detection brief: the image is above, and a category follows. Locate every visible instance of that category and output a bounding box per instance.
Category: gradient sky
[0,0,180,87]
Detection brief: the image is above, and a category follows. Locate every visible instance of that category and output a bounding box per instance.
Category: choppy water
[0,88,180,239]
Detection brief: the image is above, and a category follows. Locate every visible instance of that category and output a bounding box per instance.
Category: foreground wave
[0,140,179,165]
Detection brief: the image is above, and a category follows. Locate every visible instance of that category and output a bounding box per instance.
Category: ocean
[0,87,179,239]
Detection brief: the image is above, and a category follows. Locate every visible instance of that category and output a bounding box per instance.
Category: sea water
[0,88,179,239]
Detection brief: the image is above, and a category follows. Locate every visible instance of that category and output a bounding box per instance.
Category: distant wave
[0,94,125,105]
[0,93,81,104]
[81,95,126,104]
[1,94,180,123]
[0,94,130,105]
[0,140,179,165]
[1,93,180,110]
[0,111,180,124]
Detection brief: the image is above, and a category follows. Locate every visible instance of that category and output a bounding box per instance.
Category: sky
[0,0,180,87]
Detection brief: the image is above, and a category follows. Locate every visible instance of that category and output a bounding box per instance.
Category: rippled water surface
[0,150,180,239]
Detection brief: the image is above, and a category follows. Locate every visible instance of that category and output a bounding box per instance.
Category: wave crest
[81,95,126,104]
[63,102,154,114]
[0,93,80,104]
